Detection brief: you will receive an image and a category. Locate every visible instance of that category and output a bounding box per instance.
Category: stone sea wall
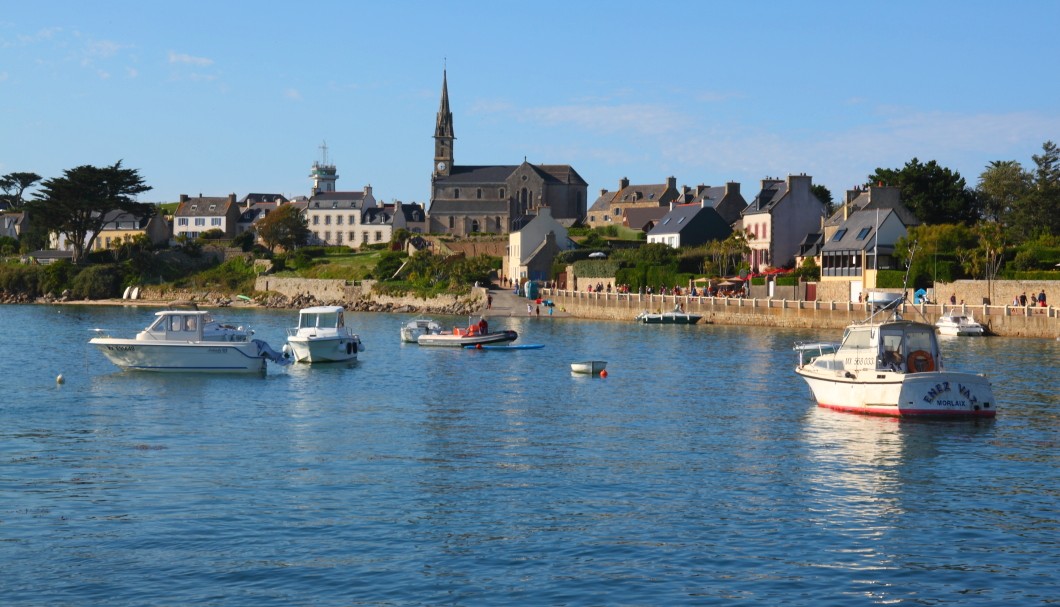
[252,276,484,315]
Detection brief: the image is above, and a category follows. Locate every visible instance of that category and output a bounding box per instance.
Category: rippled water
[2,304,1058,605]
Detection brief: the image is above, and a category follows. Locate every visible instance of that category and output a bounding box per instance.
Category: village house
[303,187,377,247]
[90,209,171,251]
[678,182,748,227]
[173,194,241,240]
[740,174,827,271]
[646,200,732,249]
[505,207,576,283]
[586,176,681,229]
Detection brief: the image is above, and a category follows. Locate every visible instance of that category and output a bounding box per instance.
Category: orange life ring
[907,350,935,373]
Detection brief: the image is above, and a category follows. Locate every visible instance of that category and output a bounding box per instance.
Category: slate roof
[176,197,234,217]
[623,206,669,230]
[436,165,519,183]
[362,208,394,225]
[99,209,152,230]
[744,181,788,215]
[241,193,288,204]
[588,191,617,214]
[391,203,425,223]
[614,183,670,204]
[649,204,726,237]
[821,209,897,252]
[826,192,920,228]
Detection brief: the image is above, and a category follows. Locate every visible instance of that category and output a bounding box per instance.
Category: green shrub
[0,264,42,295]
[775,275,797,286]
[41,259,75,295]
[70,265,123,299]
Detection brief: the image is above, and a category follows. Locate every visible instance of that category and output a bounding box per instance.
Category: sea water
[1,304,1058,605]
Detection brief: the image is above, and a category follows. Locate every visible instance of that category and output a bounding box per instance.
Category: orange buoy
[600,370,608,378]
[476,343,483,349]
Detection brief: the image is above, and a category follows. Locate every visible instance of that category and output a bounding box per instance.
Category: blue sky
[2,1,1059,206]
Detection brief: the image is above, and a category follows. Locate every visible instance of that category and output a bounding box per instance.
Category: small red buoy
[476,343,483,349]
[600,370,608,378]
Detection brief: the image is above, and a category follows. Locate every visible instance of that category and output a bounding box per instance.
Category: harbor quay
[543,288,1060,339]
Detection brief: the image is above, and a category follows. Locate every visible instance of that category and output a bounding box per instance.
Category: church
[427,71,588,236]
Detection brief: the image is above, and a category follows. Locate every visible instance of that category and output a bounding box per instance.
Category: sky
[3,1,1059,207]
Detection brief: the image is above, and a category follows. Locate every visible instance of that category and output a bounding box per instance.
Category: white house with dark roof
[647,201,732,249]
[173,194,240,240]
[740,174,826,271]
[304,187,377,247]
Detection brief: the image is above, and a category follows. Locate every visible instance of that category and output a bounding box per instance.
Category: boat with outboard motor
[90,305,289,373]
[935,309,985,336]
[795,294,995,418]
[417,317,517,347]
[283,305,364,363]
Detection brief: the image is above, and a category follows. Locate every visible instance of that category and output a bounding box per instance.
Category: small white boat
[90,305,289,373]
[935,310,985,336]
[795,295,995,418]
[635,306,702,324]
[400,317,443,343]
[284,306,364,363]
[571,360,607,374]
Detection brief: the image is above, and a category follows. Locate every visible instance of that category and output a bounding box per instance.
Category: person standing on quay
[1019,292,1027,306]
[1039,290,1047,307]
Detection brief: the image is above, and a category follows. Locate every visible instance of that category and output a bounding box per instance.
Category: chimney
[666,176,677,191]
[725,182,739,196]
[600,188,608,197]
[669,201,675,211]
[228,193,237,204]
[179,194,188,204]
[620,177,629,190]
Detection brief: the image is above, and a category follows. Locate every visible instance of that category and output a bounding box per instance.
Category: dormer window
[190,204,197,211]
[832,228,848,242]
[855,227,872,240]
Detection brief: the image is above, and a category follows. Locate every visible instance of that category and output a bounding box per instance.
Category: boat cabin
[296,306,345,334]
[138,310,213,341]
[836,320,940,374]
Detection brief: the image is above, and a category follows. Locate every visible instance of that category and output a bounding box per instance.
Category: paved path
[480,282,570,319]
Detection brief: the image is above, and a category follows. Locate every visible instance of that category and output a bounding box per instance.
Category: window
[324,215,331,225]
[324,231,331,241]
[336,215,343,225]
[312,216,319,225]
[856,227,872,240]
[336,233,343,244]
[375,231,382,242]
[349,214,356,225]
[454,188,460,198]
[663,217,671,224]
[831,228,848,242]
[178,217,188,226]
[448,216,454,229]
[211,218,221,226]
[499,188,505,198]
[677,216,685,223]
[362,232,369,243]
[477,188,482,199]
[194,218,205,226]
[348,231,355,241]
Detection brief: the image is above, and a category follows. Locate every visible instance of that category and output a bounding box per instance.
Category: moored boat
[635,306,702,324]
[571,360,607,374]
[400,317,443,343]
[417,319,518,347]
[284,306,364,363]
[935,309,985,336]
[90,306,289,373]
[795,295,995,418]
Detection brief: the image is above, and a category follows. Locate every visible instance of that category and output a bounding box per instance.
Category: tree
[256,204,310,253]
[977,160,1031,223]
[0,172,42,209]
[811,184,835,216]
[27,162,152,263]
[868,158,981,225]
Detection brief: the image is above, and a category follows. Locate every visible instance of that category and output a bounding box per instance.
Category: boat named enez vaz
[795,294,996,418]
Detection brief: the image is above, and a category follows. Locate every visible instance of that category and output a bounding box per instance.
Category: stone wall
[544,289,1060,338]
[253,276,484,314]
[933,279,1054,307]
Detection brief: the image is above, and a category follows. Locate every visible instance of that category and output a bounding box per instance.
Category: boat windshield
[300,311,340,329]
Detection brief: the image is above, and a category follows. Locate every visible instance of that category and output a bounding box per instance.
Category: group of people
[1013,291,1048,307]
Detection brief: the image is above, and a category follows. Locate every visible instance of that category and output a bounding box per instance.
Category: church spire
[433,69,455,178]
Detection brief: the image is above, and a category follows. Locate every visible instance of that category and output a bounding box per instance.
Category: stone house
[586,176,681,229]
[647,201,732,249]
[173,194,241,240]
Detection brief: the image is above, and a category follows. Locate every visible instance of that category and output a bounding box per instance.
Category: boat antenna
[901,239,932,323]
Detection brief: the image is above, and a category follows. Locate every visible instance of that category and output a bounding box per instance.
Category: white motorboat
[635,306,702,324]
[90,306,289,373]
[571,360,607,375]
[400,317,443,343]
[284,306,364,363]
[795,295,995,418]
[935,310,985,336]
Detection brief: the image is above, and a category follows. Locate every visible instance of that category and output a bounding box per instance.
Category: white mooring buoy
[56,374,65,384]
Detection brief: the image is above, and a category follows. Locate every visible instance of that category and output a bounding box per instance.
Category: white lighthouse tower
[309,141,339,196]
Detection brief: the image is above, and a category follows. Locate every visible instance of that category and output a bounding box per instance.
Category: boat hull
[796,368,996,418]
[571,360,607,374]
[936,325,985,336]
[286,335,361,363]
[91,338,268,373]
[417,330,518,347]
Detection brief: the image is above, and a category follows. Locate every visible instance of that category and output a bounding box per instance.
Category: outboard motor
[254,339,292,366]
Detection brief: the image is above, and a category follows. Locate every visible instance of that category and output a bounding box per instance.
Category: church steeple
[433,69,455,178]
